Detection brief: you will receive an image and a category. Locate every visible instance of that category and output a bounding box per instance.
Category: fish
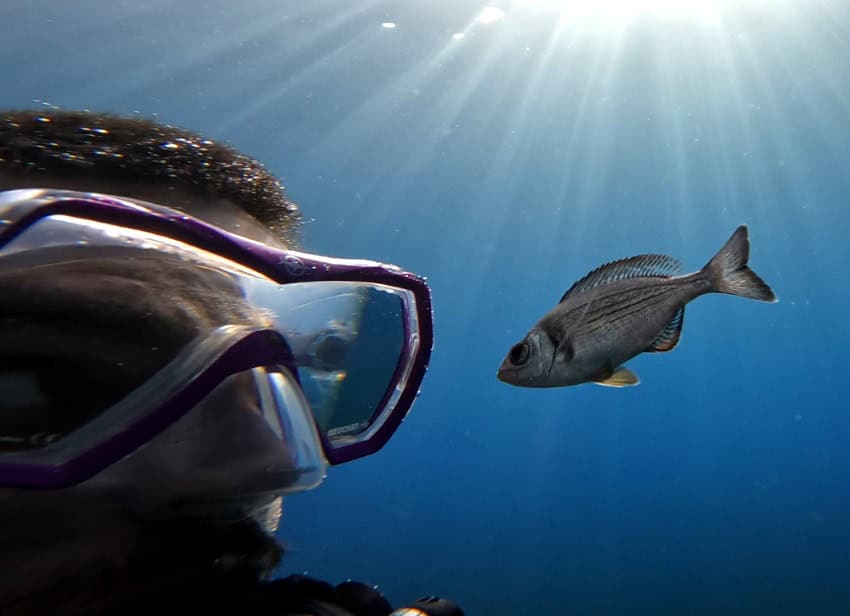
[497,225,776,388]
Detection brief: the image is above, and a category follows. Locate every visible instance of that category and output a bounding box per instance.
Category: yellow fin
[593,366,640,388]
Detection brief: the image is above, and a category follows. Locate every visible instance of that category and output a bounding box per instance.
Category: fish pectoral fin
[646,307,685,353]
[593,366,640,387]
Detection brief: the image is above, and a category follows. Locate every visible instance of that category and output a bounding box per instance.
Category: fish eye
[509,342,530,366]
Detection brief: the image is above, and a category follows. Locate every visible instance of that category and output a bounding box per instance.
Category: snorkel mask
[0,189,433,497]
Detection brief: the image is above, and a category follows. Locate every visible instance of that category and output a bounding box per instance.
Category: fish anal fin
[593,366,640,387]
[646,307,685,353]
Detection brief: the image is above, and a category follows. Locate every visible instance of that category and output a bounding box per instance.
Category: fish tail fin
[703,225,777,302]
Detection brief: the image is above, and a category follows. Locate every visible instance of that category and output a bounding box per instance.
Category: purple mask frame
[0,191,434,485]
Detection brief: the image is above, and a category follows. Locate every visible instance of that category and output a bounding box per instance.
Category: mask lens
[0,216,263,451]
[249,281,413,446]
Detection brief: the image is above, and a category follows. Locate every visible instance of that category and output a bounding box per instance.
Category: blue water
[3,1,850,613]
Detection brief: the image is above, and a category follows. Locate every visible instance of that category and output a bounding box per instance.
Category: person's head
[0,110,309,517]
[0,109,432,613]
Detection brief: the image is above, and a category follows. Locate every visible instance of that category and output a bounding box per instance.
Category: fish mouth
[496,362,513,383]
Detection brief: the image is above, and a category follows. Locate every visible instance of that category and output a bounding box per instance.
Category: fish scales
[554,279,694,334]
[581,286,677,332]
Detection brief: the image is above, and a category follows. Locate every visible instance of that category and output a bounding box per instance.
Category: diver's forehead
[0,171,282,246]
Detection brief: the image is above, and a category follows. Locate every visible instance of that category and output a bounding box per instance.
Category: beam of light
[512,0,721,20]
[215,0,386,134]
[477,7,507,24]
[299,8,515,244]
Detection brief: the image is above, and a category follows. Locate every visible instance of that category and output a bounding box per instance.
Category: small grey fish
[498,225,777,388]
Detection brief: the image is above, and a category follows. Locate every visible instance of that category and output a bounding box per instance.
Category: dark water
[3,1,850,613]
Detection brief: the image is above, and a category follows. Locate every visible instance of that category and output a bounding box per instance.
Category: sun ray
[215,0,387,134]
[294,9,527,255]
[511,0,722,21]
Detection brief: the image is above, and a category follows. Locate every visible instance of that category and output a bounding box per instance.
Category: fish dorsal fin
[593,366,640,387]
[560,254,683,303]
[646,307,685,353]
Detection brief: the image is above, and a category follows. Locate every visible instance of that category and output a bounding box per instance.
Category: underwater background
[2,0,850,613]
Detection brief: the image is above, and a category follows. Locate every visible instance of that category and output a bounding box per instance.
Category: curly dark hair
[0,109,301,241]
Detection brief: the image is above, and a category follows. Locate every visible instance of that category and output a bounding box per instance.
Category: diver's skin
[0,169,287,247]
[0,171,280,244]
